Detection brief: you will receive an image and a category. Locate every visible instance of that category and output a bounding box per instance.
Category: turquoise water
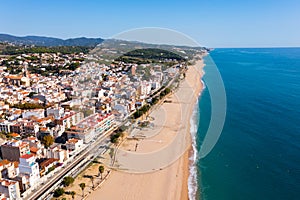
[197,48,300,200]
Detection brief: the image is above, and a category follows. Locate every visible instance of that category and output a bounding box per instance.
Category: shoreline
[86,57,206,200]
[187,96,201,200]
[185,59,206,200]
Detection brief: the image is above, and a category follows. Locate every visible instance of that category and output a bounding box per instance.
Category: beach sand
[87,58,205,200]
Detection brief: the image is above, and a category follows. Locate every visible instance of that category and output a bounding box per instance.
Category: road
[25,126,117,200]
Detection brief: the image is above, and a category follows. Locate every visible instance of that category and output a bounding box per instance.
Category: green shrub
[53,188,65,197]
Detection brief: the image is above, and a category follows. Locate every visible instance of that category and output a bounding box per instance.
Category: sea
[191,48,300,200]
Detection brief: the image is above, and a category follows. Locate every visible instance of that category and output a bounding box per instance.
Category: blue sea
[195,48,300,200]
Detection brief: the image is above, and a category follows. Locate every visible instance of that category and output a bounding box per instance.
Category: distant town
[0,40,206,199]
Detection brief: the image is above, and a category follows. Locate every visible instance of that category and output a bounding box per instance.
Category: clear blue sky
[1,0,299,47]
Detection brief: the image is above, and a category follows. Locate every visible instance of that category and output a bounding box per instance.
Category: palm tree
[98,165,104,179]
[70,191,76,200]
[91,176,95,189]
[79,183,86,197]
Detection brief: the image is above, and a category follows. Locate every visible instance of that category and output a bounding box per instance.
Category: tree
[165,87,171,94]
[110,134,119,144]
[28,92,37,98]
[41,135,54,148]
[91,176,95,188]
[69,62,80,70]
[98,165,104,179]
[70,191,76,200]
[46,166,55,174]
[53,187,65,197]
[62,176,74,187]
[11,102,45,110]
[79,183,86,197]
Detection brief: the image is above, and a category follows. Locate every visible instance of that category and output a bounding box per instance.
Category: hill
[0,34,104,47]
[116,48,187,64]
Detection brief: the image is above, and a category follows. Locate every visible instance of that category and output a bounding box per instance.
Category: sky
[1,0,300,47]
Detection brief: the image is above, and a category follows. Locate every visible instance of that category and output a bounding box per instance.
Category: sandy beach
[87,58,205,200]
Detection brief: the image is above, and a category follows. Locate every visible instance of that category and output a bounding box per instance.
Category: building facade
[1,141,30,162]
[0,178,21,199]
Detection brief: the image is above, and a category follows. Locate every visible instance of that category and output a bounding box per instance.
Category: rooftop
[66,138,79,144]
[20,153,34,159]
[0,178,17,186]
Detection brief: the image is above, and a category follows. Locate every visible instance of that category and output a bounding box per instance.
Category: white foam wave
[188,99,200,200]
[201,79,206,91]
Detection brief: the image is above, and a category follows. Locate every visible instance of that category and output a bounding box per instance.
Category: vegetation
[110,132,124,144]
[1,46,91,55]
[28,63,81,77]
[82,109,94,117]
[116,48,186,64]
[70,191,76,200]
[28,92,37,98]
[98,165,104,179]
[131,87,172,119]
[133,104,151,119]
[68,62,80,70]
[150,87,171,105]
[46,165,56,174]
[91,176,95,188]
[79,183,86,197]
[62,176,75,187]
[83,174,95,188]
[10,102,45,110]
[53,187,65,197]
[0,131,14,140]
[159,87,171,98]
[92,158,101,164]
[150,86,165,97]
[41,135,54,148]
[139,121,150,128]
[151,97,159,105]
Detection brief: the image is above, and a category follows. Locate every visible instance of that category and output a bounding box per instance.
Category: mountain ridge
[0,33,104,47]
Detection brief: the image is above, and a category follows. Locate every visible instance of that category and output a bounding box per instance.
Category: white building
[0,121,12,133]
[64,138,83,151]
[65,126,94,144]
[46,145,69,163]
[56,111,84,129]
[113,104,129,120]
[151,81,161,90]
[0,178,21,200]
[66,113,115,143]
[22,109,45,119]
[46,107,64,119]
[78,113,115,137]
[138,81,152,99]
[18,153,40,187]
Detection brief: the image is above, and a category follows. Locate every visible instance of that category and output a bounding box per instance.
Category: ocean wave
[188,98,200,200]
[201,79,206,91]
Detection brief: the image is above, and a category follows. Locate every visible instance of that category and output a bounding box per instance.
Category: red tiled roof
[13,162,19,168]
[6,75,22,79]
[67,138,79,144]
[10,133,20,138]
[30,147,39,153]
[27,136,37,141]
[39,158,58,168]
[20,153,34,159]
[0,159,11,166]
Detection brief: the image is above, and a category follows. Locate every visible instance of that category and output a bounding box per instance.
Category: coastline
[187,96,201,200]
[184,58,206,200]
[86,57,205,200]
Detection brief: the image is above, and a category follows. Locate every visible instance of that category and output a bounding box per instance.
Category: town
[0,42,204,199]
